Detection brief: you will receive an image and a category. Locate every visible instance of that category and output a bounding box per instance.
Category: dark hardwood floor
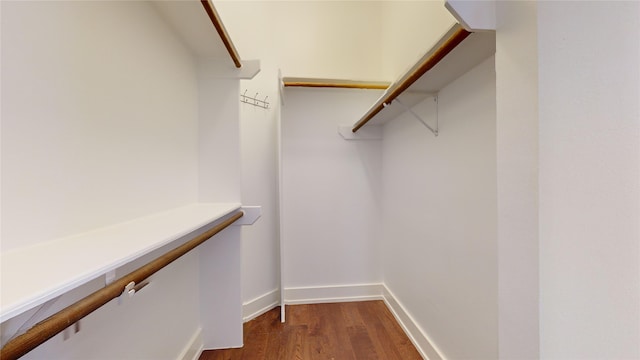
[199,300,422,360]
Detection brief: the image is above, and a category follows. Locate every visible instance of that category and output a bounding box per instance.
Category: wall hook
[240,89,270,109]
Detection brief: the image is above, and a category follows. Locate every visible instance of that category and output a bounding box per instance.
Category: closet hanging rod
[0,211,244,360]
[352,27,470,133]
[200,0,242,68]
[283,78,390,90]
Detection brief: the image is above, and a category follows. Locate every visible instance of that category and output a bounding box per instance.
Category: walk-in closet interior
[1,1,639,359]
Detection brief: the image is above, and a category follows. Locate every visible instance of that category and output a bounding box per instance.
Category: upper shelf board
[352,24,495,130]
[0,203,241,322]
[152,0,240,66]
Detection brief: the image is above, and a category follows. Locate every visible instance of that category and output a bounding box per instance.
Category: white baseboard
[243,289,280,322]
[382,285,446,360]
[284,283,384,305]
[252,283,445,360]
[177,327,204,360]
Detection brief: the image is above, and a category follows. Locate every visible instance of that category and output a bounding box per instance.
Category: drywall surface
[219,1,384,81]
[214,0,463,310]
[196,70,243,347]
[1,1,199,252]
[197,73,241,204]
[382,56,497,359]
[214,0,384,309]
[380,1,456,80]
[11,252,201,360]
[238,85,281,311]
[218,1,454,82]
[495,1,539,358]
[213,1,283,310]
[281,88,384,290]
[1,1,203,358]
[538,2,640,358]
[271,1,384,81]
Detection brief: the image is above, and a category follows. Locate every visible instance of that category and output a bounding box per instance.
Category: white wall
[380,1,456,80]
[215,0,458,314]
[238,86,281,316]
[219,1,384,80]
[537,2,640,358]
[214,1,285,315]
[1,1,199,252]
[218,0,456,82]
[0,1,226,358]
[271,1,384,81]
[186,0,388,321]
[281,87,384,293]
[196,70,243,347]
[382,56,497,359]
[13,251,201,360]
[495,1,539,358]
[215,1,385,313]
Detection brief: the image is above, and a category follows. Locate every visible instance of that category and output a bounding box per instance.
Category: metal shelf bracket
[392,97,439,137]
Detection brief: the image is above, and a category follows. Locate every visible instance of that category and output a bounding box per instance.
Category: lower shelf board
[0,202,242,322]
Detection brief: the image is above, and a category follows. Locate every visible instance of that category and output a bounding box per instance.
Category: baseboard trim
[382,285,446,360]
[243,289,280,322]
[264,283,446,360]
[284,283,384,305]
[177,327,204,360]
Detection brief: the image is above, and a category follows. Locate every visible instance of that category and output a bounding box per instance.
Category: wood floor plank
[338,302,379,359]
[199,301,421,360]
[366,301,422,359]
[263,320,288,360]
[358,301,412,359]
[357,302,397,359]
[300,304,332,359]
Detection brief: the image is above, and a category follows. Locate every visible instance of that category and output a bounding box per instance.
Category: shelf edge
[200,0,243,68]
[352,24,471,133]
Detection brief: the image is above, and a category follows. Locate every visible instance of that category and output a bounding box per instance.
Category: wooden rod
[1,211,244,360]
[200,0,242,68]
[352,27,471,133]
[284,81,389,90]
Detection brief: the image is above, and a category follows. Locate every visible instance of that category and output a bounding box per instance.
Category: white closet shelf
[352,23,495,132]
[0,203,242,322]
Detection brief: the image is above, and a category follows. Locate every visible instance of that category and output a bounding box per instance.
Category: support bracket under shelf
[393,97,439,137]
[1,297,60,348]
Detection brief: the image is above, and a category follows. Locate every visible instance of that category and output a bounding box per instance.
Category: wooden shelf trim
[0,211,244,360]
[283,78,390,90]
[352,26,471,133]
[200,0,242,68]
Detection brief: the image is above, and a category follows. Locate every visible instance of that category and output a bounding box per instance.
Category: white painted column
[537,2,640,358]
[197,64,243,349]
[495,1,540,358]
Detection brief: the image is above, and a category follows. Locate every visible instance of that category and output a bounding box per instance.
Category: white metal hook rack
[241,89,270,109]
